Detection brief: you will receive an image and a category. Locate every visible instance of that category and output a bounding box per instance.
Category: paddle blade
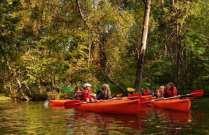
[127,87,135,92]
[64,100,81,109]
[190,89,204,97]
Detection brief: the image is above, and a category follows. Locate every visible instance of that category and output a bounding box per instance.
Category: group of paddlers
[155,82,178,98]
[74,83,112,102]
[139,82,178,98]
[73,82,178,102]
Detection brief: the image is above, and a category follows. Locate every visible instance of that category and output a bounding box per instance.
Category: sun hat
[83,83,92,88]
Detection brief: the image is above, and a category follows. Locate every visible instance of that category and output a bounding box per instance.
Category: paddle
[133,89,204,100]
[163,89,204,100]
[182,89,204,98]
[137,90,204,107]
[142,89,205,103]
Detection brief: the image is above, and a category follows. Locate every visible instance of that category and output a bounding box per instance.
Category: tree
[135,0,152,92]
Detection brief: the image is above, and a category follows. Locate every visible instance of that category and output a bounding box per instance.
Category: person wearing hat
[82,83,96,102]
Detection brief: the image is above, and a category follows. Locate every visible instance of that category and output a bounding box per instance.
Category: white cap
[83,83,92,87]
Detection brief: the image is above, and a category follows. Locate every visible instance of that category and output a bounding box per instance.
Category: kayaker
[156,85,165,98]
[82,83,96,102]
[142,88,152,95]
[74,86,83,100]
[96,83,112,100]
[164,82,178,98]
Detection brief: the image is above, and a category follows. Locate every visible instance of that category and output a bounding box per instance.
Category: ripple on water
[0,99,209,135]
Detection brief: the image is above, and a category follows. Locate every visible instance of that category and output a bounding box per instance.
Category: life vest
[164,87,178,97]
[82,90,90,99]
[82,89,95,102]
[143,89,152,95]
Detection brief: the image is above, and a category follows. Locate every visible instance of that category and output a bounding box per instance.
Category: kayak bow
[49,99,80,107]
[152,98,191,112]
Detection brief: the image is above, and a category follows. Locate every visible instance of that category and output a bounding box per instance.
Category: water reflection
[141,110,192,135]
[67,111,146,135]
[154,109,192,124]
[65,107,192,135]
[0,99,208,135]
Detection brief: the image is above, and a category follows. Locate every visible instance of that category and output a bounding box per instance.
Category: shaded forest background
[0,0,209,100]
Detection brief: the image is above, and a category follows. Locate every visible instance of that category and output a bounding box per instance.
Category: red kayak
[51,97,191,113]
[151,98,191,112]
[128,94,154,101]
[65,99,143,114]
[49,100,80,107]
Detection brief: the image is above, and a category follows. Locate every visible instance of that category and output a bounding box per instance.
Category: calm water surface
[0,98,209,135]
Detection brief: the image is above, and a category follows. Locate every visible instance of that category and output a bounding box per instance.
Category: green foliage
[0,0,209,100]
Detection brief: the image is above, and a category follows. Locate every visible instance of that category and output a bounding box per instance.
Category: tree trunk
[171,0,181,88]
[171,0,175,5]
[99,35,107,73]
[176,22,181,88]
[161,0,164,8]
[134,0,151,92]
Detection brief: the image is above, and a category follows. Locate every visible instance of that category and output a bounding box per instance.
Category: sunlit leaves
[1,0,209,99]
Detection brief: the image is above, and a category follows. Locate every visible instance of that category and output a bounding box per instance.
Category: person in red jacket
[82,83,96,102]
[142,88,152,96]
[164,82,178,98]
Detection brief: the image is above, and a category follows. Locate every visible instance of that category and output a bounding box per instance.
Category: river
[0,98,208,135]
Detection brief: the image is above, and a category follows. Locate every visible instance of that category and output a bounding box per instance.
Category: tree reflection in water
[66,109,152,135]
[66,107,192,135]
